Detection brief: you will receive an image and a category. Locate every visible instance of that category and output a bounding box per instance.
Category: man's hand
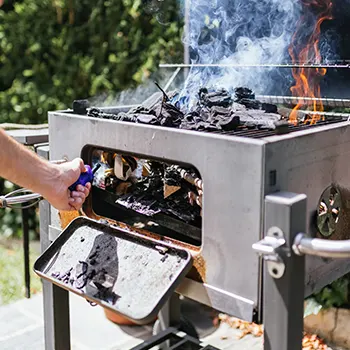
[43,158,91,211]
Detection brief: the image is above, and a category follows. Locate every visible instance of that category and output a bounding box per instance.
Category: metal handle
[293,233,350,258]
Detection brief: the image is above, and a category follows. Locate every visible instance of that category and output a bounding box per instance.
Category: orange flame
[288,0,333,125]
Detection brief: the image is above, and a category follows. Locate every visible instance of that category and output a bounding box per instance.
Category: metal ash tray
[34,217,192,324]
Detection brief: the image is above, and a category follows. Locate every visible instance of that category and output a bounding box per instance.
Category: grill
[31,56,350,348]
[44,86,350,308]
[36,4,350,348]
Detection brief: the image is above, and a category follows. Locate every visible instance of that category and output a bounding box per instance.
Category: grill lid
[34,217,192,324]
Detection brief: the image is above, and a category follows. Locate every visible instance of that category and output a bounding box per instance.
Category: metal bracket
[252,226,286,278]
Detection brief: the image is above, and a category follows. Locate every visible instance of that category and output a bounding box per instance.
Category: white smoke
[89,69,180,107]
[179,0,303,103]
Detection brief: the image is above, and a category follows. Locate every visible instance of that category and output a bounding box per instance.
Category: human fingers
[68,196,83,210]
[75,184,90,197]
[70,191,86,200]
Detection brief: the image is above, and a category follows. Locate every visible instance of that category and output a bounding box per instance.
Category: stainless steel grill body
[48,110,350,322]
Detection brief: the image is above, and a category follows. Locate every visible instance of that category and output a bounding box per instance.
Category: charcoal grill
[32,73,350,349]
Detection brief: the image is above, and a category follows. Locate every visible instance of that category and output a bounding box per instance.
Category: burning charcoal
[73,99,90,115]
[151,102,183,128]
[236,110,281,130]
[238,99,278,114]
[199,88,233,108]
[136,114,160,125]
[234,87,255,101]
[87,108,137,123]
[218,115,240,131]
[274,120,290,135]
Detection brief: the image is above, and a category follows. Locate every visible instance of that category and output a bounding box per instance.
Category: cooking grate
[209,116,348,139]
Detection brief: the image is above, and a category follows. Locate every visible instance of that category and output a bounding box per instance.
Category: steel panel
[48,112,265,321]
[264,121,350,295]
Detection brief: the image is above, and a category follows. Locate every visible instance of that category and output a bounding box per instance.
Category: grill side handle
[293,233,350,258]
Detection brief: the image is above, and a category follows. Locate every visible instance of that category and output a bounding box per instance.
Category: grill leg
[38,146,71,350]
[156,293,181,350]
[22,208,31,298]
[263,192,306,350]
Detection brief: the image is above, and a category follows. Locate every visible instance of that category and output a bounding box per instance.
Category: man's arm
[0,128,90,211]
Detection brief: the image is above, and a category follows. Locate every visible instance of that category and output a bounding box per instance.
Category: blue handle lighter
[68,163,101,192]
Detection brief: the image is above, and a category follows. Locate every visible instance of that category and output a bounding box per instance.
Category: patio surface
[0,292,263,350]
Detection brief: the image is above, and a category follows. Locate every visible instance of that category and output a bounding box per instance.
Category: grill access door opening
[82,146,203,247]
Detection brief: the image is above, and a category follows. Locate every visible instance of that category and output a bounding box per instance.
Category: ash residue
[51,234,120,306]
[87,86,281,133]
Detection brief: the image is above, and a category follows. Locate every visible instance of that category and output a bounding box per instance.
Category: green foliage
[0,0,183,124]
[313,275,350,309]
[0,239,42,305]
[0,1,183,239]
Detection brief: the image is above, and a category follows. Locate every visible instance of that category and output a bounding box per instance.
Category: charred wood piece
[199,88,233,108]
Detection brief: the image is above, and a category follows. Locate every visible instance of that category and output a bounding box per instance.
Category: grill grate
[205,116,348,139]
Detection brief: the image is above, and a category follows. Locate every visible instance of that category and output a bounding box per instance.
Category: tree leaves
[0,0,183,124]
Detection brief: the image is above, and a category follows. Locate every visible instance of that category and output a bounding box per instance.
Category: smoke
[89,69,182,107]
[177,0,304,105]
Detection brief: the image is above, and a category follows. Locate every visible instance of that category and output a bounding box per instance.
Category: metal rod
[159,63,350,69]
[22,208,31,299]
[164,67,182,92]
[257,95,350,108]
[296,110,350,119]
[5,192,42,205]
[293,233,350,258]
[183,0,191,79]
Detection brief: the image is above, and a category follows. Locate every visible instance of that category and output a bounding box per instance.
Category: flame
[288,0,333,125]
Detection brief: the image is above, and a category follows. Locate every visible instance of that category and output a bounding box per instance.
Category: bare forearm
[0,129,58,196]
